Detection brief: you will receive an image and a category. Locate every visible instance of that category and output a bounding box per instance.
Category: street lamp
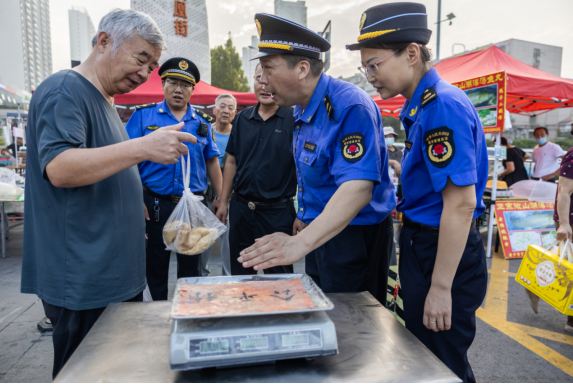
[435,0,456,61]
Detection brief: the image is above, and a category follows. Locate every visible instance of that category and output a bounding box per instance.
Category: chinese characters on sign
[494,200,556,259]
[174,0,188,37]
[451,71,507,134]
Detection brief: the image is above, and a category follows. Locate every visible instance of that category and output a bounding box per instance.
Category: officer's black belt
[403,216,477,235]
[235,194,292,211]
[142,186,203,204]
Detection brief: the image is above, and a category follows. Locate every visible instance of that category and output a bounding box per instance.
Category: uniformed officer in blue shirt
[347,3,488,382]
[238,14,396,304]
[125,57,222,301]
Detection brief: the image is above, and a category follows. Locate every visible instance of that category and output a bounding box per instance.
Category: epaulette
[421,86,438,108]
[324,94,335,121]
[201,113,213,122]
[135,103,156,110]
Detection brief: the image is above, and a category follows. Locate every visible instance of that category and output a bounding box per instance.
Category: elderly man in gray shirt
[20,9,196,379]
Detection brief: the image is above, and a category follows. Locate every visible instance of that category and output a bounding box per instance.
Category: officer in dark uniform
[238,14,396,304]
[347,3,488,382]
[125,58,222,301]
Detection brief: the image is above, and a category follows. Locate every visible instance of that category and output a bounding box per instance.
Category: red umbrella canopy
[114,68,258,106]
[374,45,573,118]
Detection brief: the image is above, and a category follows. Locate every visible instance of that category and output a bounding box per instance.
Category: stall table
[0,198,24,259]
[55,292,460,383]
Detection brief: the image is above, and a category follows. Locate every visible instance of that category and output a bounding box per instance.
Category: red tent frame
[374,46,573,118]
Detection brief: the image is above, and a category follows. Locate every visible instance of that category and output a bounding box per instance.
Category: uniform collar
[294,72,329,124]
[398,68,441,124]
[248,103,288,120]
[158,100,198,121]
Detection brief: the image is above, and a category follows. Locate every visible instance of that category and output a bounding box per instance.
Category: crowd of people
[16,2,571,383]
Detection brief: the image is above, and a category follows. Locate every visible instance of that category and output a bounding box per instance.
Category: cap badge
[179,60,189,70]
[255,19,262,37]
[359,13,367,31]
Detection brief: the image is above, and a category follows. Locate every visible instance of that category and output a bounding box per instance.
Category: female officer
[347,3,488,382]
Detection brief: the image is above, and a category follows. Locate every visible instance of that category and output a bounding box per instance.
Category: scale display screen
[282,334,309,347]
[188,329,322,359]
[240,337,268,350]
[200,340,229,354]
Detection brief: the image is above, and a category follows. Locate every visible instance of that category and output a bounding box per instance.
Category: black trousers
[42,292,143,379]
[143,191,206,301]
[305,214,393,304]
[399,226,488,383]
[229,195,295,275]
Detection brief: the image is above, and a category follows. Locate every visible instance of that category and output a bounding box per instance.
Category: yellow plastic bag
[516,242,573,315]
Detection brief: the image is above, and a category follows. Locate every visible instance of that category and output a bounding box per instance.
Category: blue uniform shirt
[397,68,488,227]
[293,73,396,226]
[125,100,220,194]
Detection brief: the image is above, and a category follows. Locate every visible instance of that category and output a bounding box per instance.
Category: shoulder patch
[212,127,216,143]
[340,132,365,163]
[201,113,213,122]
[421,86,438,108]
[424,126,454,168]
[324,94,335,121]
[135,103,156,110]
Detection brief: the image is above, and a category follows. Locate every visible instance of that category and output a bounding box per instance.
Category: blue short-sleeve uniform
[397,68,488,226]
[293,73,396,225]
[125,100,219,194]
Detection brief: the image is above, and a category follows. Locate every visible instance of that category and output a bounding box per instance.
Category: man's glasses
[358,50,397,80]
[165,79,193,90]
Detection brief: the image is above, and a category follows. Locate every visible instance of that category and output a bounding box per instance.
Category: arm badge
[424,127,454,168]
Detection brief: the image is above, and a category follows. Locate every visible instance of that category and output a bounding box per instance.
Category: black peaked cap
[159,57,200,85]
[252,13,330,60]
[346,2,431,51]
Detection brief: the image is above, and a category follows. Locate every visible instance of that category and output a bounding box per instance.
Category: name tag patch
[146,125,159,130]
[304,142,316,153]
[424,126,454,168]
[340,132,365,163]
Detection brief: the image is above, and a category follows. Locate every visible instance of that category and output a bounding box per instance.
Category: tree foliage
[210,33,250,92]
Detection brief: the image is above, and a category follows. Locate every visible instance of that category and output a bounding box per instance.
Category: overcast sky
[50,0,573,80]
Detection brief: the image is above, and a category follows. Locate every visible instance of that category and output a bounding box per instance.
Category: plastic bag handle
[181,153,191,194]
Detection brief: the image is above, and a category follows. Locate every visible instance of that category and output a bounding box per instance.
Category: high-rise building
[274,0,307,27]
[131,0,211,84]
[69,7,96,68]
[240,36,259,92]
[0,0,52,93]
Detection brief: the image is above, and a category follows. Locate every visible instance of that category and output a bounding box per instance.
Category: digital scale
[169,274,339,371]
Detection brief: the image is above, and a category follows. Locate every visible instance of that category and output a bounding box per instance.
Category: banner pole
[486,132,501,258]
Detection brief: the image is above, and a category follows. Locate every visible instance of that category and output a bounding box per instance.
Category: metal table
[55,292,460,383]
[0,199,24,259]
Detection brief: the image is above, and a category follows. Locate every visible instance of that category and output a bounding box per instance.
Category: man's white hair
[215,94,237,108]
[91,9,167,54]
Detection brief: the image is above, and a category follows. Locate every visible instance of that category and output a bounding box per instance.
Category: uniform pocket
[299,152,323,187]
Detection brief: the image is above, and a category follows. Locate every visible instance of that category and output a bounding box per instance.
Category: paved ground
[1,224,573,382]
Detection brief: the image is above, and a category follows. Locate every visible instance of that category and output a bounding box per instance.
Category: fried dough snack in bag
[162,154,227,255]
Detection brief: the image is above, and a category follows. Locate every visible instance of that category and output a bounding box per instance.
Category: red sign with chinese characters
[451,71,507,134]
[494,200,556,259]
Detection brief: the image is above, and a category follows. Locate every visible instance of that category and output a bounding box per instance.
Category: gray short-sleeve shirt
[21,70,146,310]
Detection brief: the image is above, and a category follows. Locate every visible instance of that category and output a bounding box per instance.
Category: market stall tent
[373,45,573,117]
[114,68,258,106]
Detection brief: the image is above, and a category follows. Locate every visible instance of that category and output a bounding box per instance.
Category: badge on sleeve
[424,127,454,168]
[341,133,365,163]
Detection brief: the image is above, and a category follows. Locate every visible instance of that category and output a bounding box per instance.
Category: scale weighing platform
[169,274,338,371]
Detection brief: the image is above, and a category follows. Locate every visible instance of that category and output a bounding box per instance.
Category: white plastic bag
[162,154,227,255]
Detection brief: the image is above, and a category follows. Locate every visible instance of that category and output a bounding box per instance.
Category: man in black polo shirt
[216,63,297,275]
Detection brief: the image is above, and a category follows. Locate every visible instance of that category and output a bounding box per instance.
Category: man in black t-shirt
[497,137,531,186]
[215,63,296,275]
[6,137,23,156]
